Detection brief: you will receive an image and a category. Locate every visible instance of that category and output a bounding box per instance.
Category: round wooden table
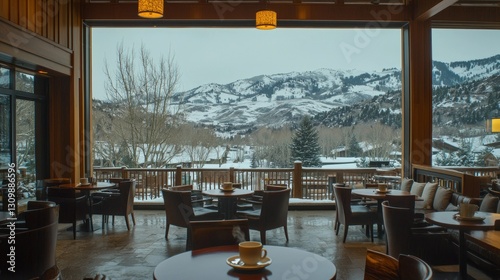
[425,211,500,279]
[154,245,336,280]
[203,189,254,219]
[59,182,115,191]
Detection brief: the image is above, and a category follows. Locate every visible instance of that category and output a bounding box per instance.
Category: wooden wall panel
[47,0,55,42]
[18,0,27,29]
[59,0,69,49]
[0,1,9,19]
[27,0,36,33]
[9,0,18,24]
[33,0,45,37]
[0,0,75,50]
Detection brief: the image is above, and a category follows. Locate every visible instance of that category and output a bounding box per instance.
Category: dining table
[202,188,254,219]
[153,245,337,280]
[465,229,500,254]
[351,188,412,236]
[425,211,500,279]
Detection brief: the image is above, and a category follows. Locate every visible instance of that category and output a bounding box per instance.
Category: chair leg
[73,221,77,240]
[125,216,130,231]
[336,223,340,236]
[165,223,170,240]
[102,214,105,229]
[260,231,266,245]
[334,211,338,231]
[343,225,349,243]
[370,224,374,242]
[283,226,289,242]
[131,212,136,225]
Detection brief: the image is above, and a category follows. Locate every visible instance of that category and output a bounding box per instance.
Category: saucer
[375,189,390,194]
[221,188,235,192]
[453,214,485,221]
[226,255,272,270]
[79,183,91,186]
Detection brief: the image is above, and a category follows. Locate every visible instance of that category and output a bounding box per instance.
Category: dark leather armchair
[188,219,250,250]
[0,221,60,279]
[364,249,399,280]
[364,249,433,280]
[47,187,90,239]
[37,178,71,200]
[382,200,451,264]
[92,180,136,231]
[398,254,433,280]
[236,188,290,244]
[334,185,378,243]
[161,188,222,240]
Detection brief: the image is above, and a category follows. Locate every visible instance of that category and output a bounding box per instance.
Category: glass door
[16,99,36,202]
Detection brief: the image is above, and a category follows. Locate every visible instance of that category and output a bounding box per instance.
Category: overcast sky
[91,27,500,100]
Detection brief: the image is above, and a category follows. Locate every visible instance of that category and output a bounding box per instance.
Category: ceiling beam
[414,0,459,21]
[431,6,500,28]
[82,2,409,23]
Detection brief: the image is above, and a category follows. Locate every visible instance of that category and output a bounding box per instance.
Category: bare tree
[318,126,344,159]
[356,122,398,160]
[250,126,292,167]
[181,124,218,168]
[101,42,184,167]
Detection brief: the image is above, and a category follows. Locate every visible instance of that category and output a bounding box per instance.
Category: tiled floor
[55,210,495,280]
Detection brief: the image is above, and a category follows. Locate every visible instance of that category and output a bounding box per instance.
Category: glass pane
[15,72,34,93]
[0,67,9,89]
[16,99,36,203]
[432,28,500,168]
[0,95,11,211]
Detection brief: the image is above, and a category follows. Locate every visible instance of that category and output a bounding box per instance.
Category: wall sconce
[486,118,500,133]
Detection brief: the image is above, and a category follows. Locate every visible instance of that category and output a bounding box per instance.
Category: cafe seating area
[48,207,496,280]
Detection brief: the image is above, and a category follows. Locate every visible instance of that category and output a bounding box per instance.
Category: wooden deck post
[175,165,182,186]
[293,161,302,198]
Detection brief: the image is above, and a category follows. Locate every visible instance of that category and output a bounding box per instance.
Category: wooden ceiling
[82,0,500,27]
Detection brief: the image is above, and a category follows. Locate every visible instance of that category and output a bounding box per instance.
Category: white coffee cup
[80,178,89,185]
[222,182,233,190]
[459,203,478,218]
[238,241,267,266]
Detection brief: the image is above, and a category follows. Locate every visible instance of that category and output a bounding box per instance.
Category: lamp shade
[138,0,164,19]
[256,10,277,30]
[487,118,500,133]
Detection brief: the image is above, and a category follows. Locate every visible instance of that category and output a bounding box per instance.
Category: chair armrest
[239,198,263,205]
[192,197,213,204]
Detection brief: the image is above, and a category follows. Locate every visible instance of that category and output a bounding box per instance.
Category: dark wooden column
[408,19,433,167]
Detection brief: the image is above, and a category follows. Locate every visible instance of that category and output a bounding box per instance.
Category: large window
[0,66,47,211]
[431,29,500,167]
[91,27,403,173]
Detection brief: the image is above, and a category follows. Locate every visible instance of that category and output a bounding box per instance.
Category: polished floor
[55,210,495,280]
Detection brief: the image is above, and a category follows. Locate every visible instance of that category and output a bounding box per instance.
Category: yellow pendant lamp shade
[256,10,277,30]
[138,0,164,19]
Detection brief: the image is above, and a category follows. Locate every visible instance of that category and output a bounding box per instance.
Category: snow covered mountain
[94,54,500,136]
[174,68,402,134]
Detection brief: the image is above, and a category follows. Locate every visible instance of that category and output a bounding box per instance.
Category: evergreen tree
[290,116,322,167]
[348,135,363,157]
[250,152,258,168]
[456,138,475,166]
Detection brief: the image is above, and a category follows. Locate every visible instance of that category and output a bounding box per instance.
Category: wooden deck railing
[93,163,500,202]
[93,163,386,201]
[413,164,500,198]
